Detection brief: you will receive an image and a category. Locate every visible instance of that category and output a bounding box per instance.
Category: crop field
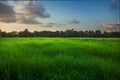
[0,38,120,80]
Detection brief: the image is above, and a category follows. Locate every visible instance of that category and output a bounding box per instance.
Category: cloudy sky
[0,0,119,32]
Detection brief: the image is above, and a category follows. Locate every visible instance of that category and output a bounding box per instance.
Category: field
[0,38,120,80]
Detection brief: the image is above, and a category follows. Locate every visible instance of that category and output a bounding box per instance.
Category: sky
[0,0,119,32]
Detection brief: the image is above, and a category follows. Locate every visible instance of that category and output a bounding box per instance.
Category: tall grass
[0,38,120,80]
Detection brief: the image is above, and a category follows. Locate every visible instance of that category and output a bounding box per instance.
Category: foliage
[0,29,120,37]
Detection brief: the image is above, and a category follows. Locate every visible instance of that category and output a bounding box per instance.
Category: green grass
[0,38,120,80]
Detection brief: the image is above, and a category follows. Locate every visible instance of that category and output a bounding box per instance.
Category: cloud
[68,20,81,24]
[16,15,42,24]
[102,23,120,31]
[43,23,55,27]
[111,0,118,9]
[15,1,50,24]
[16,1,50,18]
[40,20,81,28]
[0,1,50,24]
[0,2,16,23]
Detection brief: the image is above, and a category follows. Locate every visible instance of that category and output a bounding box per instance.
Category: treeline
[0,29,120,37]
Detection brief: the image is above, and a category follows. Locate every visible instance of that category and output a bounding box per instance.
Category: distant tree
[110,31,120,37]
[59,31,65,37]
[85,31,89,37]
[95,30,102,37]
[0,29,1,37]
[65,29,74,37]
[88,31,95,37]
[54,31,60,37]
[0,29,120,37]
[7,31,18,37]
[1,31,7,37]
[72,31,79,37]
[103,31,109,37]
[34,31,39,37]
[78,31,85,37]
[19,29,32,37]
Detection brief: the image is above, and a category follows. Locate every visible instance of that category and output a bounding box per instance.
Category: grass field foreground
[0,38,120,80]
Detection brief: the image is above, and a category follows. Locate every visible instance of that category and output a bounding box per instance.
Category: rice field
[0,38,120,80]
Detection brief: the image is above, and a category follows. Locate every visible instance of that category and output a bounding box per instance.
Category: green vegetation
[0,38,120,80]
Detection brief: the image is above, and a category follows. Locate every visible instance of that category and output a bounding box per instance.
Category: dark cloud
[41,20,81,28]
[0,2,16,23]
[15,1,50,24]
[16,15,42,24]
[0,1,50,24]
[0,18,16,23]
[68,20,81,24]
[19,1,50,18]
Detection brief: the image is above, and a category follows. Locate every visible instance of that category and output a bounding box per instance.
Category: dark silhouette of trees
[7,31,18,37]
[103,31,109,37]
[18,29,34,37]
[0,29,1,37]
[1,30,7,37]
[0,29,120,37]
[88,31,95,37]
[95,30,102,37]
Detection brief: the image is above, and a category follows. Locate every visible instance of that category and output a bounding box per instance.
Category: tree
[88,31,95,37]
[7,31,18,37]
[0,29,120,37]
[65,29,74,37]
[103,31,109,37]
[95,30,102,37]
[1,31,7,37]
[19,29,31,37]
[0,29,1,37]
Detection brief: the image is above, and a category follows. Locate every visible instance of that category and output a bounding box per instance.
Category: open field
[0,38,120,80]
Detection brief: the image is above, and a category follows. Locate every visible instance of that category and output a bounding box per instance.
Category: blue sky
[40,0,119,28]
[0,0,119,31]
